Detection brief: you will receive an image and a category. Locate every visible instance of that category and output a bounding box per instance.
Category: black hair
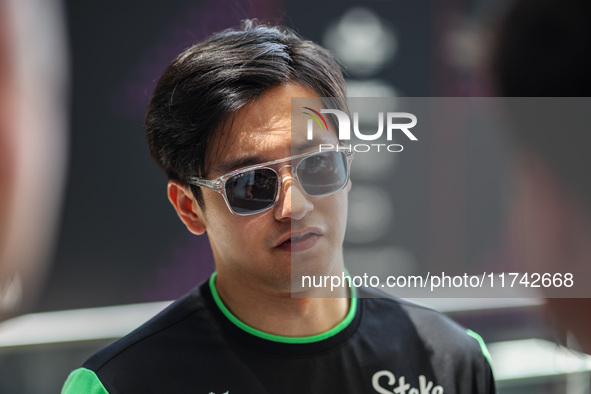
[145,21,346,208]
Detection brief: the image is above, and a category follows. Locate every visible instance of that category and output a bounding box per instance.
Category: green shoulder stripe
[466,329,493,365]
[62,368,109,394]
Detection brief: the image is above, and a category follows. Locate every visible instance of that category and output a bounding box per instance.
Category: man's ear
[167,180,206,235]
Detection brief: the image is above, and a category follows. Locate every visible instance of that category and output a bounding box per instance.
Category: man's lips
[276,228,323,246]
[276,228,323,252]
[277,232,321,253]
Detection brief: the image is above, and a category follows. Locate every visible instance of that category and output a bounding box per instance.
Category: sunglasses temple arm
[186,176,221,191]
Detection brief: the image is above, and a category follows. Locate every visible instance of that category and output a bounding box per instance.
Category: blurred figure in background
[0,0,68,321]
[491,0,591,353]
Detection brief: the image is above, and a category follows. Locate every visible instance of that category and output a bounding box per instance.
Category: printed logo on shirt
[208,391,228,394]
[372,370,444,394]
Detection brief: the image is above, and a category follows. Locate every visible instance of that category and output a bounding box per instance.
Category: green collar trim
[208,272,357,344]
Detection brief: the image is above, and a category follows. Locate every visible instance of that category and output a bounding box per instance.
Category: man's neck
[213,270,350,338]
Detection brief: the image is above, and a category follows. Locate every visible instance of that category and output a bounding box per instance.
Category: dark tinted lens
[225,169,278,214]
[297,151,348,196]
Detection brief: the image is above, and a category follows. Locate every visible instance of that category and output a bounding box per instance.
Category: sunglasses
[186,150,354,215]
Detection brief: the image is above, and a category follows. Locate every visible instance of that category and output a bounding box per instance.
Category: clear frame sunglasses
[186,149,354,215]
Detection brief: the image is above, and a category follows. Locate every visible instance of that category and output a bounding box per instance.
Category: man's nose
[273,167,313,221]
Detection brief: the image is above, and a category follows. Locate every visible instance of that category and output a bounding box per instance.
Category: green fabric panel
[466,329,493,365]
[62,368,109,394]
[209,272,358,344]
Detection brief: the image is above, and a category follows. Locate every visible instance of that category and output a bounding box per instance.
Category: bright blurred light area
[490,338,591,381]
[323,7,397,77]
[0,301,171,348]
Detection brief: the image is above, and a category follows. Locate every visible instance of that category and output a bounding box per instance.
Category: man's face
[184,83,349,294]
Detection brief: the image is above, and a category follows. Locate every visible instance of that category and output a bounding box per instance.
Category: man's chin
[290,261,346,298]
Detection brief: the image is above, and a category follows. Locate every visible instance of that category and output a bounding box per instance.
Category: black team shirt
[63,273,496,393]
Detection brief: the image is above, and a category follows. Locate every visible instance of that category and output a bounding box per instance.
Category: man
[491,0,591,353]
[63,22,495,393]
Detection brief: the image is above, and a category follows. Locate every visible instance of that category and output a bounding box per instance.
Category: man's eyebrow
[293,140,323,153]
[213,140,323,175]
[214,156,264,175]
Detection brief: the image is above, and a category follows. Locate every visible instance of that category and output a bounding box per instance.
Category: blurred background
[1,0,590,393]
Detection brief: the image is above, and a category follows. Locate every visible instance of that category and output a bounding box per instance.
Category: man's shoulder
[83,285,209,373]
[359,288,491,361]
[359,289,495,393]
